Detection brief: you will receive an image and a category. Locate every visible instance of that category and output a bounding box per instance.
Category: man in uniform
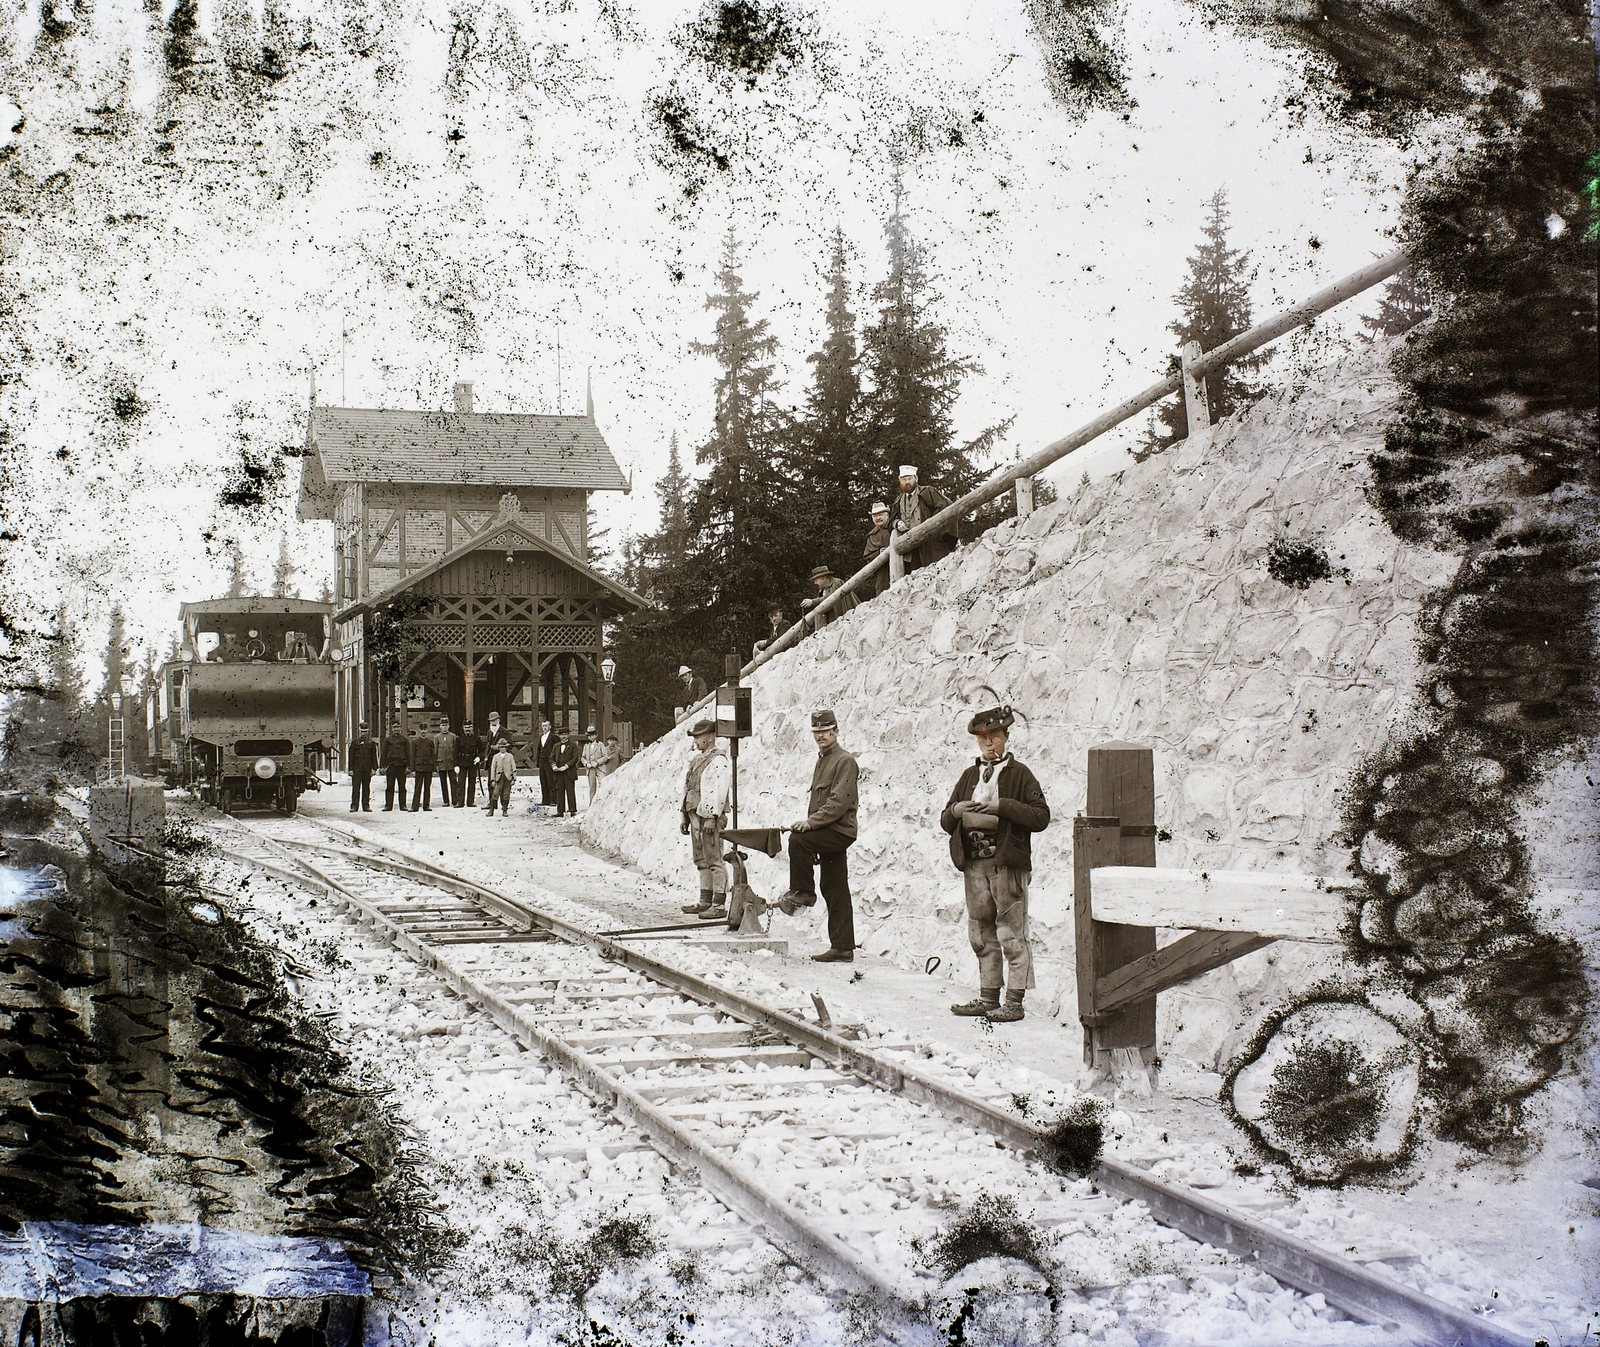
[434,717,458,808]
[800,564,858,630]
[456,719,483,808]
[347,720,377,812]
[382,719,410,811]
[678,718,731,920]
[939,703,1051,1022]
[548,727,579,817]
[409,724,436,811]
[892,465,957,574]
[777,708,859,963]
[863,501,892,596]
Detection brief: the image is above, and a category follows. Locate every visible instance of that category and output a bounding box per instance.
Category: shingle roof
[305,406,631,491]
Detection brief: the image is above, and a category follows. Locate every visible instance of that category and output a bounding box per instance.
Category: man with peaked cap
[679,718,732,920]
[777,708,860,962]
[347,720,378,812]
[940,702,1051,1021]
[800,563,859,630]
[892,465,957,574]
[456,719,483,808]
[434,717,459,808]
[381,718,410,811]
[863,502,893,596]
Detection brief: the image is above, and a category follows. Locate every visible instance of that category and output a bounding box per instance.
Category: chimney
[453,381,474,413]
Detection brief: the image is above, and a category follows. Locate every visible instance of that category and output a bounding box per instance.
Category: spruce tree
[226,539,249,597]
[271,532,296,596]
[100,603,131,700]
[1156,187,1263,444]
[655,430,692,572]
[1359,266,1432,340]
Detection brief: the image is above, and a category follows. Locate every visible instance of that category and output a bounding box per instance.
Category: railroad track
[213,812,1523,1345]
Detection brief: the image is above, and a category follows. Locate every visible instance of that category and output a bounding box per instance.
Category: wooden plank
[632,1068,851,1099]
[1086,743,1156,1054]
[1096,931,1276,1014]
[1090,868,1349,942]
[1072,818,1120,1038]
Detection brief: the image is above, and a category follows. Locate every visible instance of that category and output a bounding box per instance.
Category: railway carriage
[146,597,337,813]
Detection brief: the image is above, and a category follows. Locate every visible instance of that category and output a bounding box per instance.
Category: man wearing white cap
[677,664,708,709]
[892,465,956,574]
[863,501,892,596]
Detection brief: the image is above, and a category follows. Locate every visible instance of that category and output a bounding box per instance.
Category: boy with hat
[778,708,860,962]
[680,719,732,919]
[485,739,518,817]
[939,702,1051,1021]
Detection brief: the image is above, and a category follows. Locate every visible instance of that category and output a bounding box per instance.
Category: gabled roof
[338,507,648,622]
[296,405,630,520]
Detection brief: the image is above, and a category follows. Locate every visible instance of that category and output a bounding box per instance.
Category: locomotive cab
[175,597,337,813]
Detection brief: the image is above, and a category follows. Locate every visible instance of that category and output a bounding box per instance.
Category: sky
[0,0,1422,685]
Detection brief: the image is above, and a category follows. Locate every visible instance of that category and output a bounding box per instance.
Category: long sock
[1005,987,1025,1006]
[980,987,1001,1008]
[699,888,713,908]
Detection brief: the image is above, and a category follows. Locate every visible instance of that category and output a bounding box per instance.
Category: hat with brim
[810,708,838,729]
[688,719,716,737]
[809,564,834,581]
[871,502,889,514]
[678,665,692,676]
[967,705,1015,735]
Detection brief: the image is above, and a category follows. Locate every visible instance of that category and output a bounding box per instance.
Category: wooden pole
[1014,475,1034,520]
[1073,816,1121,1066]
[1181,340,1210,436]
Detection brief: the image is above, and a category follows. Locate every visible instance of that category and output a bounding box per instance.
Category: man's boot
[775,890,817,916]
[986,989,1026,1023]
[952,989,1002,1017]
[699,902,728,921]
[682,888,714,915]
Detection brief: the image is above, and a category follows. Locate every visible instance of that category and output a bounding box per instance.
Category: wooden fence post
[1083,741,1158,1065]
[1014,475,1034,520]
[1181,339,1210,437]
[888,537,906,586]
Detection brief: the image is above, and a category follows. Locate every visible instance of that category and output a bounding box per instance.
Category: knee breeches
[964,859,1034,990]
[689,815,726,896]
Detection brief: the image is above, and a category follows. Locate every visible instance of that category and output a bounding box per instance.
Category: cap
[810,708,838,729]
[688,718,716,737]
[464,720,474,728]
[678,664,692,676]
[357,720,367,729]
[967,704,1016,735]
[809,564,835,581]
[871,501,889,514]
[898,464,917,477]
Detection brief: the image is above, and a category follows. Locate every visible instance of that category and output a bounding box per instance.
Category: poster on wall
[395,684,425,709]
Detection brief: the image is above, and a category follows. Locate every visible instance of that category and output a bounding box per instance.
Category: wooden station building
[297,381,645,762]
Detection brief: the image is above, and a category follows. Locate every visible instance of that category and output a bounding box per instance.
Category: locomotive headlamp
[254,757,277,779]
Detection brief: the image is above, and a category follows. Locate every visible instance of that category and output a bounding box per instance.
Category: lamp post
[599,655,616,742]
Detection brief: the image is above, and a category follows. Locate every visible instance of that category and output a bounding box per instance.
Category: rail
[225,814,1521,1346]
[684,247,1410,701]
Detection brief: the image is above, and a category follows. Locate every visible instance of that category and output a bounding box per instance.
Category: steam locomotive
[146,597,337,813]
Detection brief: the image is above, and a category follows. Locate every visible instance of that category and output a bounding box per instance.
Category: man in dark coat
[892,465,957,574]
[939,703,1051,1022]
[548,728,579,817]
[434,718,458,808]
[800,564,859,630]
[347,721,378,812]
[382,721,410,811]
[536,719,557,807]
[752,605,786,660]
[863,501,892,596]
[456,719,483,808]
[777,708,859,963]
[409,726,436,812]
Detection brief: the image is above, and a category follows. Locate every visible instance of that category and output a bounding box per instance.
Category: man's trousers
[410,772,432,810]
[788,825,855,952]
[349,771,371,811]
[688,814,727,900]
[436,769,457,808]
[963,858,1035,990]
[459,765,478,807]
[486,778,512,815]
[384,766,407,809]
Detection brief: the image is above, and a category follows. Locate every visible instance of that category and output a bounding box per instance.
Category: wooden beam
[1096,930,1276,1015]
[1086,743,1157,1055]
[1072,817,1121,1046]
[1090,867,1349,943]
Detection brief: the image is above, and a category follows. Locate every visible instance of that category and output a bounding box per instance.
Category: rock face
[585,343,1457,1062]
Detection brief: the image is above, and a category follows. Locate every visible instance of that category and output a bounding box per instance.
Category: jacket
[382,730,409,770]
[805,741,859,838]
[408,734,437,773]
[484,726,512,757]
[683,746,731,819]
[537,731,557,770]
[939,756,1050,873]
[457,731,484,770]
[346,736,379,774]
[550,739,579,775]
[434,730,458,770]
[680,675,708,703]
[489,749,517,784]
[863,524,891,559]
[894,484,957,565]
[803,578,859,628]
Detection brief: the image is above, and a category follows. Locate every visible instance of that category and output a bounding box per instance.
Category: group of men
[679,698,1050,1024]
[343,713,621,819]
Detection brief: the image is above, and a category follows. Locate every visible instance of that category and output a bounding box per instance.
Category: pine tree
[655,430,692,571]
[271,532,296,597]
[860,186,983,499]
[226,539,249,597]
[1156,187,1264,444]
[1359,266,1432,340]
[100,603,131,700]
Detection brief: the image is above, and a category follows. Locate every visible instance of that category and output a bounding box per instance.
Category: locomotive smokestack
[453,381,474,413]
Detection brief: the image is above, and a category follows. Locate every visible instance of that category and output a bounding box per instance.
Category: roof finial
[586,366,593,419]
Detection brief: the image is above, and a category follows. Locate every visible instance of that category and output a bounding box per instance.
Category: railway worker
[800,564,858,631]
[939,702,1051,1023]
[892,465,957,575]
[776,709,859,963]
[678,718,731,920]
[863,501,892,596]
[434,718,459,808]
[548,728,580,817]
[347,721,378,813]
[580,727,606,808]
[485,740,517,817]
[409,725,436,812]
[381,720,410,811]
[457,720,483,808]
[536,719,557,808]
